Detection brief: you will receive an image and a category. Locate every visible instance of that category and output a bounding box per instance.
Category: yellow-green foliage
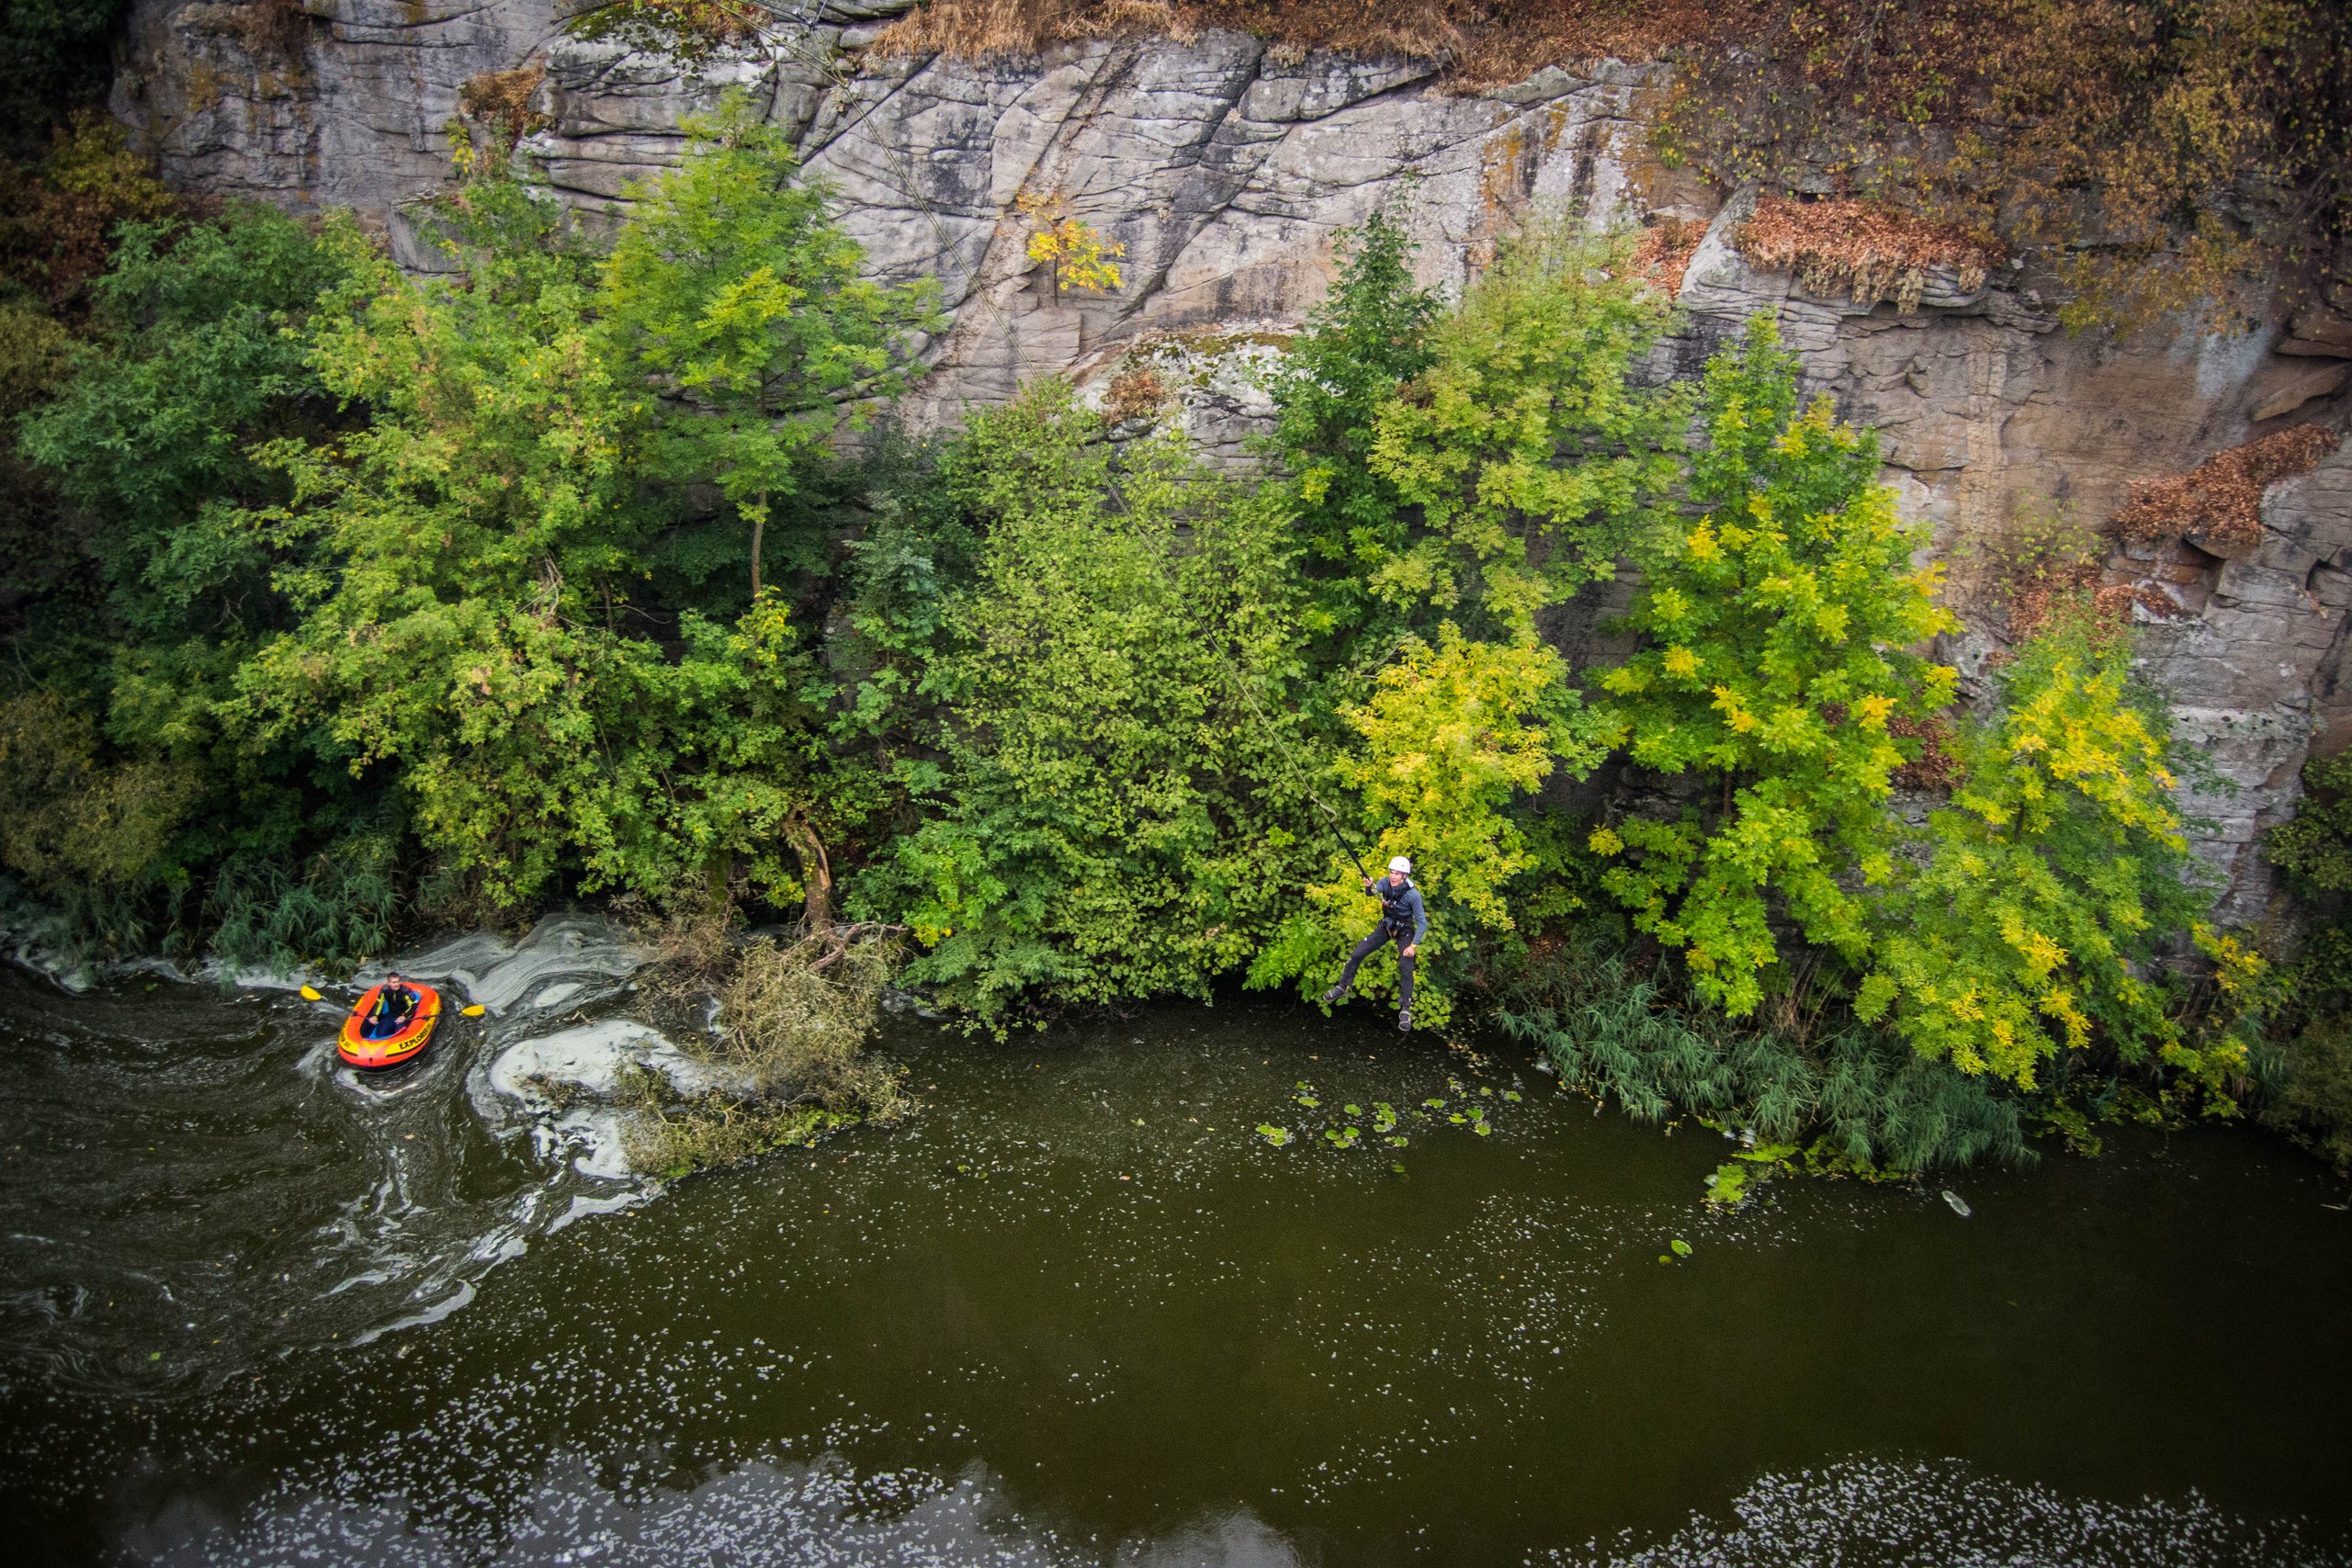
[1363,224,1683,642]
[1589,318,1957,1018]
[1256,626,1589,1031]
[1860,608,2231,1089]
[1018,191,1125,296]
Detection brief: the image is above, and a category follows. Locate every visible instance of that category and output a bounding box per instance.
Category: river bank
[2,945,2347,1564]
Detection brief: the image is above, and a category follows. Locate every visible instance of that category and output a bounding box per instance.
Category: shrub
[1861,603,2219,1089]
[1494,937,2028,1171]
[880,381,1322,1023]
[623,924,906,1178]
[1589,316,1959,1018]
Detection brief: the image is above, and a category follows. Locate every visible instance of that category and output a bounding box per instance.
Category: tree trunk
[750,491,767,598]
[784,814,831,932]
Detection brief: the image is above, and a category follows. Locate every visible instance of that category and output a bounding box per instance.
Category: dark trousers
[1337,926,1414,1009]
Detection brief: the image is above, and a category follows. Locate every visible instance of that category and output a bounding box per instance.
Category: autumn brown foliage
[876,0,1755,77]
[1658,0,2352,332]
[2111,425,2339,553]
[0,114,179,318]
[1735,194,2003,311]
[1627,217,1705,299]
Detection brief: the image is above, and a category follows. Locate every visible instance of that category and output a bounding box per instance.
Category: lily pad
[1256,1124,1294,1147]
[1669,1238,1692,1258]
[1704,1162,1751,1206]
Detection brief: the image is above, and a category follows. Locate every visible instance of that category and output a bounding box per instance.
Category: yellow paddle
[299,985,323,1001]
[460,1004,486,1017]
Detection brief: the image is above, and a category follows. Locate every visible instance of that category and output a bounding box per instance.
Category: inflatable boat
[337,981,440,1070]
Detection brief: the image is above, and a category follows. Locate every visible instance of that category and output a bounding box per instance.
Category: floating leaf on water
[1448,1113,1466,1124]
[1343,1104,1363,1117]
[148,1351,162,1361]
[1133,1118,1145,1126]
[1473,1122,1491,1137]
[1479,1087,1493,1097]
[1256,1123,1295,1146]
[1658,1254,1673,1265]
[1422,1098,1446,1109]
[1502,1090,1522,1103]
[1942,1189,1973,1218]
[1385,1134,1409,1147]
[1295,1095,1320,1109]
[1669,1238,1692,1258]
[1390,1163,1407,1175]
[1704,1163,1751,1206]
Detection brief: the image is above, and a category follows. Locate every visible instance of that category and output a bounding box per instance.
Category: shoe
[1397,1009,1413,1032]
[1320,985,1348,1004]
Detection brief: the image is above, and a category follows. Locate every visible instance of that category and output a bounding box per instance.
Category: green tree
[1589,317,1960,1017]
[1861,604,2225,1089]
[232,177,665,908]
[601,90,937,601]
[1261,204,1441,659]
[875,383,1319,1023]
[21,202,354,645]
[1363,224,1686,644]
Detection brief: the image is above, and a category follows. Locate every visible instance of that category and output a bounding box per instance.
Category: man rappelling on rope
[1323,857,1426,1033]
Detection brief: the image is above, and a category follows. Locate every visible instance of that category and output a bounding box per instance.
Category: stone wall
[109,1,2352,919]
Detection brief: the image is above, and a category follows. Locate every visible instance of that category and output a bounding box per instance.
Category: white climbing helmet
[1388,856,1411,874]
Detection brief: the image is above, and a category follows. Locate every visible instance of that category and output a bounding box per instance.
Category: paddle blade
[299,985,323,1002]
[461,1004,486,1017]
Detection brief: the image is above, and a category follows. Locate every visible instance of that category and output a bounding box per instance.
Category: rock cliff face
[111,0,2352,919]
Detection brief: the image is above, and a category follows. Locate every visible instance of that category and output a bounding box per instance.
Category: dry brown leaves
[1735,195,2005,312]
[1888,713,1960,791]
[1101,364,1168,422]
[875,0,1756,75]
[1627,217,1705,299]
[460,66,551,145]
[2110,425,2339,553]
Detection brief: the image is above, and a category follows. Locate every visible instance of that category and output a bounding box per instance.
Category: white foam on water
[489,1019,725,1106]
[1550,1457,2346,1568]
[399,914,650,1017]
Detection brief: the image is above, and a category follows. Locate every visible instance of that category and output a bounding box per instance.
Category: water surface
[3,939,2347,1564]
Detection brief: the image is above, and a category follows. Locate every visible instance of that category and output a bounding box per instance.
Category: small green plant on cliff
[1017,191,1125,296]
[564,0,758,61]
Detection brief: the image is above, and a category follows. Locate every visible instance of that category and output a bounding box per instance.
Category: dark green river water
[3,922,2349,1565]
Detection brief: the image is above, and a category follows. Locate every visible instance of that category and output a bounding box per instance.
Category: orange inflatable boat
[337,981,441,1070]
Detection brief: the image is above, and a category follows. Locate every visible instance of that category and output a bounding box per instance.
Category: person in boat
[363,973,420,1040]
[1321,856,1427,1032]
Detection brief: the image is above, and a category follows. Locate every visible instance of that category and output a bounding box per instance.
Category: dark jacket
[1368,875,1428,945]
